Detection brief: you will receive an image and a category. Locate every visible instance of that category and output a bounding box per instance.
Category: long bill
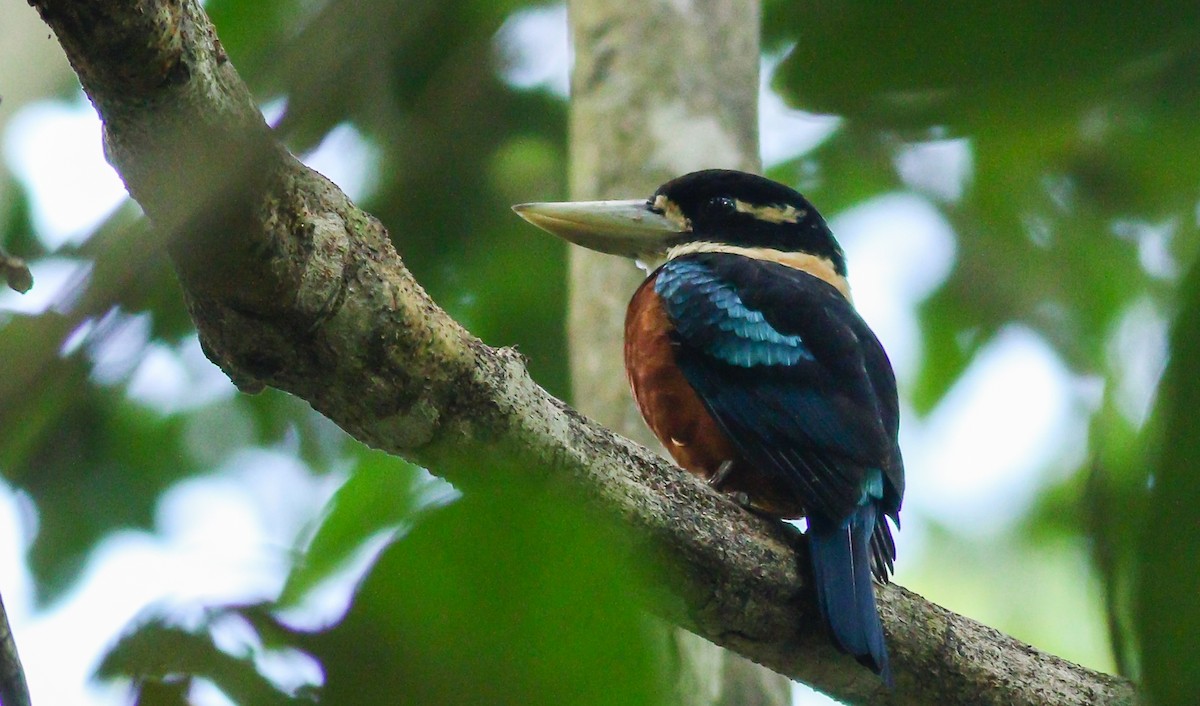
[511,199,685,259]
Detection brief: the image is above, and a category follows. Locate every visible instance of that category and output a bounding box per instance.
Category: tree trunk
[566,1,789,704]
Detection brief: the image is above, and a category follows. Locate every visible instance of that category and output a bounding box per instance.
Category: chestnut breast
[623,272,806,517]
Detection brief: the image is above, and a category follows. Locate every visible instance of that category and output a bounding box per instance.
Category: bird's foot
[707,461,754,510]
[708,460,735,489]
[728,490,753,510]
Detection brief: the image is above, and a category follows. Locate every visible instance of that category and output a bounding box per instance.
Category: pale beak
[512,199,685,258]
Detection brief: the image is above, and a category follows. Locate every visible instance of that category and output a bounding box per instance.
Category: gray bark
[23,1,1137,704]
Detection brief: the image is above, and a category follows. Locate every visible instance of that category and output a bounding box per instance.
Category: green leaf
[911,287,991,414]
[132,677,191,706]
[0,175,43,263]
[1137,258,1200,703]
[277,453,426,608]
[0,305,218,600]
[100,481,669,706]
[766,125,900,215]
[98,618,296,706]
[310,483,669,706]
[20,387,198,601]
[770,1,1200,130]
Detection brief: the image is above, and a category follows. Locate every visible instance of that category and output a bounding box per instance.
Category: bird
[512,169,904,682]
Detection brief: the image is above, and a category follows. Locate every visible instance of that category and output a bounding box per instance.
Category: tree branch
[0,588,30,706]
[25,1,1136,704]
[0,249,32,294]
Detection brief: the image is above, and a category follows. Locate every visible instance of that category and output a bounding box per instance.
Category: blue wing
[654,253,903,525]
[655,252,903,680]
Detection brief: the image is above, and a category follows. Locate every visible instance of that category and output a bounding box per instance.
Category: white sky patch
[87,310,152,385]
[0,256,90,314]
[14,450,330,705]
[904,326,1084,536]
[3,95,128,249]
[151,456,310,596]
[260,96,288,126]
[793,682,842,706]
[834,193,956,384]
[126,335,238,414]
[182,403,258,470]
[895,138,973,202]
[1107,297,1168,427]
[303,122,378,203]
[758,90,840,168]
[273,528,395,631]
[0,487,34,622]
[759,51,841,167]
[1136,222,1178,279]
[494,4,571,97]
[189,679,240,706]
[254,648,323,698]
[1112,217,1179,280]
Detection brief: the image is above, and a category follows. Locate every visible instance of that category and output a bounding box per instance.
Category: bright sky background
[0,5,1119,705]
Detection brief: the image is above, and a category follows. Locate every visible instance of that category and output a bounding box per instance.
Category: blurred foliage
[768,3,1196,411]
[1,0,1199,702]
[2,0,570,601]
[763,0,1200,699]
[100,479,667,706]
[311,483,667,706]
[275,451,432,608]
[1137,260,1200,705]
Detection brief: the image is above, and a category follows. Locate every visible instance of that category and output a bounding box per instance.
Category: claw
[708,460,735,488]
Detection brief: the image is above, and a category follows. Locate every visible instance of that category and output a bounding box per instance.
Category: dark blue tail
[808,503,891,684]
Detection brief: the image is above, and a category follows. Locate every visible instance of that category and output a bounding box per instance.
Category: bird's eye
[709,196,736,214]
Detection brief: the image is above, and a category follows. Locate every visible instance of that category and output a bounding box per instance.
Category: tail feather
[870,514,896,580]
[808,504,892,684]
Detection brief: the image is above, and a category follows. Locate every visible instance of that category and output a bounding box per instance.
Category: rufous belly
[624,275,806,518]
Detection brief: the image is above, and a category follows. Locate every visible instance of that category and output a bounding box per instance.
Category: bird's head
[513,169,846,277]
